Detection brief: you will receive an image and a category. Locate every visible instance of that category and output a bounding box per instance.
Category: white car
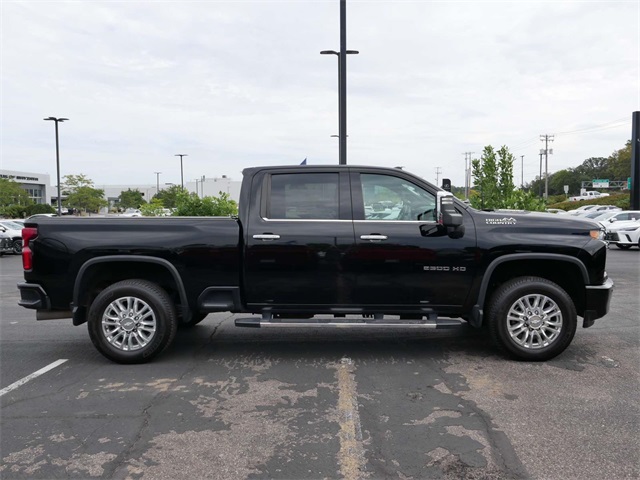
[0,220,24,254]
[0,230,13,255]
[121,208,142,217]
[604,219,640,250]
[596,210,640,227]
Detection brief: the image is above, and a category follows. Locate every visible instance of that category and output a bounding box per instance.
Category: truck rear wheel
[486,276,577,361]
[87,279,177,364]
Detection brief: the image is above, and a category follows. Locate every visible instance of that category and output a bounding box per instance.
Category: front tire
[486,277,577,361]
[88,279,177,364]
[616,244,632,250]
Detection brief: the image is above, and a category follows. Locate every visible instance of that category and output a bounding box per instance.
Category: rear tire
[88,279,177,364]
[12,239,22,254]
[486,276,577,361]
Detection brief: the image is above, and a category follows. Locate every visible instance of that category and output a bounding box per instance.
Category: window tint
[361,174,436,221]
[269,173,340,219]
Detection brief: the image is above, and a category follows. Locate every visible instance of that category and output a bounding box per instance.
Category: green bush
[173,191,238,217]
[548,193,630,211]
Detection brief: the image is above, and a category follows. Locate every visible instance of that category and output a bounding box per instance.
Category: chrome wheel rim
[101,296,157,351]
[506,294,562,349]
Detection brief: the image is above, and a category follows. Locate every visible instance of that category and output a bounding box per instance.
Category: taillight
[22,227,38,270]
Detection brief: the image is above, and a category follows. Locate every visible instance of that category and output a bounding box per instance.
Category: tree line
[0,140,631,217]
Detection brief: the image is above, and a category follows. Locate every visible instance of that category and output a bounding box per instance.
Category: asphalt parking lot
[1,250,638,479]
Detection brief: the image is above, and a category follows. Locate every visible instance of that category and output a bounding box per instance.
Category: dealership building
[0,169,51,204]
[1,169,241,206]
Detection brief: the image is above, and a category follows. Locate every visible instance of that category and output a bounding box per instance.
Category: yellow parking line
[335,357,366,479]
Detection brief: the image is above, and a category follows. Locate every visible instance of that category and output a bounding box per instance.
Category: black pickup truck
[18,165,613,363]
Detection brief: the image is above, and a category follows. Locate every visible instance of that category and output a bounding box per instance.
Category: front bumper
[582,277,614,327]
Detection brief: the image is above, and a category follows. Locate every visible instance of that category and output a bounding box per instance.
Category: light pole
[154,172,161,194]
[321,0,358,165]
[44,117,68,216]
[175,154,187,190]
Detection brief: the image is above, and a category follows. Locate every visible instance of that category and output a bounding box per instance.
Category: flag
[300,158,307,165]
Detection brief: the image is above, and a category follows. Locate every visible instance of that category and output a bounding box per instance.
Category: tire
[616,244,631,250]
[178,312,208,328]
[12,239,22,255]
[87,279,177,364]
[486,276,577,361]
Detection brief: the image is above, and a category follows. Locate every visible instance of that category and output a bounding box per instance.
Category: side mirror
[436,191,464,238]
[609,218,616,223]
[437,191,462,227]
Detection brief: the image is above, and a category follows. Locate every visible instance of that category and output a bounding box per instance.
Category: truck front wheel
[88,279,178,364]
[486,277,577,361]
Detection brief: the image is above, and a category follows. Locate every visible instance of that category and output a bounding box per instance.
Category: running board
[234,317,463,329]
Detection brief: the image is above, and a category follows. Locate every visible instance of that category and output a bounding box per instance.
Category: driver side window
[361,174,436,221]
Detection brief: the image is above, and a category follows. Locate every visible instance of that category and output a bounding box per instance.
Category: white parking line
[0,359,68,397]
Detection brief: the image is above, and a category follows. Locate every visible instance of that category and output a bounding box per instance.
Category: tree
[173,191,238,216]
[66,186,108,214]
[471,145,544,211]
[140,198,166,217]
[152,185,182,209]
[0,178,32,207]
[61,174,94,194]
[608,141,631,181]
[118,189,146,209]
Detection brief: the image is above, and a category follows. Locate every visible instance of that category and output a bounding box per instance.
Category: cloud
[1,1,636,188]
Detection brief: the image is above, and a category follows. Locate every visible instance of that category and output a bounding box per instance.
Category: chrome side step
[234,317,463,329]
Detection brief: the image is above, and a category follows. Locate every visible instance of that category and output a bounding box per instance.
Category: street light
[321,49,358,165]
[154,172,162,194]
[175,154,187,190]
[43,116,68,216]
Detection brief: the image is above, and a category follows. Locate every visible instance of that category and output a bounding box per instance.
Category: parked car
[0,220,24,254]
[0,230,13,256]
[27,213,57,220]
[596,210,640,226]
[568,205,620,216]
[121,208,142,217]
[604,219,640,249]
[18,164,613,364]
[545,208,567,214]
[567,205,601,216]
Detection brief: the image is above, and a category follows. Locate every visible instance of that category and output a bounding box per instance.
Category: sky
[1,0,638,189]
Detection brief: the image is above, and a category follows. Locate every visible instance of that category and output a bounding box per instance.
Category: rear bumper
[18,283,51,309]
[582,277,614,328]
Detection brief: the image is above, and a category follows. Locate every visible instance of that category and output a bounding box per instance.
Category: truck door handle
[253,234,281,241]
[360,234,388,242]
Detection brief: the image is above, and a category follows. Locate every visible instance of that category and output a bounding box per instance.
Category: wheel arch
[72,256,190,326]
[470,253,588,327]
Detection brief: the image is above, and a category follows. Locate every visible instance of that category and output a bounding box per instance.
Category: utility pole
[435,167,442,186]
[520,155,524,188]
[539,151,544,198]
[462,152,474,199]
[540,134,554,199]
[632,111,640,210]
